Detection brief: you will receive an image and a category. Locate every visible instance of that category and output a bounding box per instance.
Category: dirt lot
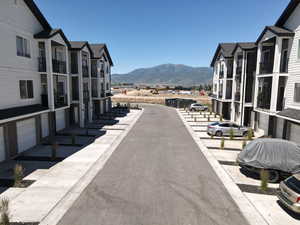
[112,89,211,106]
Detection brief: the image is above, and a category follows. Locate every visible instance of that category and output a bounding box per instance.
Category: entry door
[17,118,36,153]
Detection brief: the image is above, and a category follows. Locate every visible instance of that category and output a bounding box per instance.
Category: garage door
[0,127,5,162]
[290,123,300,144]
[41,113,49,138]
[258,113,269,136]
[17,118,36,153]
[56,109,65,131]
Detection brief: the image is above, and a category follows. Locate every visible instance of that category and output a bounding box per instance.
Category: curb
[39,109,144,225]
[177,109,269,225]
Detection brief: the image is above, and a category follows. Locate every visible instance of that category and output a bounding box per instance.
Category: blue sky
[35,0,290,73]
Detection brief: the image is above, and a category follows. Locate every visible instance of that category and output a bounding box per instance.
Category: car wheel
[215,131,223,137]
[268,170,280,183]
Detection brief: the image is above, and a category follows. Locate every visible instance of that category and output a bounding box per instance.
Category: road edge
[176,109,269,225]
[39,109,144,225]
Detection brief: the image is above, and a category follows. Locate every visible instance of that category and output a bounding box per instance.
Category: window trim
[294,83,300,103]
[16,36,31,58]
[19,80,34,100]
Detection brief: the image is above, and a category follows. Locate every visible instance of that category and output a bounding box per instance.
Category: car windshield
[285,177,300,194]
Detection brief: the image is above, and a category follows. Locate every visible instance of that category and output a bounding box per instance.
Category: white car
[189,103,208,111]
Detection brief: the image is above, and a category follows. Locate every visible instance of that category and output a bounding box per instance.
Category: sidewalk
[0,109,143,224]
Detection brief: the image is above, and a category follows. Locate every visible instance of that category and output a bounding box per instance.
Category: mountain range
[112,64,213,86]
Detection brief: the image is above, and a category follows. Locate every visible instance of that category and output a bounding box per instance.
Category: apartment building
[90,44,114,116]
[231,43,257,127]
[253,0,300,144]
[69,41,93,128]
[0,0,114,162]
[211,43,236,120]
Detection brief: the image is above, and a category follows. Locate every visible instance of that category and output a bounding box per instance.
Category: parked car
[189,103,208,111]
[237,139,300,183]
[278,174,300,214]
[207,122,249,137]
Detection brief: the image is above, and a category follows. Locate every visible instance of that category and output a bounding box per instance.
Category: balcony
[71,65,78,74]
[41,94,48,107]
[38,57,46,72]
[54,94,68,108]
[257,77,272,110]
[225,81,232,99]
[280,57,288,73]
[219,71,224,79]
[100,70,105,78]
[259,62,273,75]
[92,89,98,98]
[82,65,89,77]
[83,90,90,101]
[235,92,241,102]
[100,91,105,98]
[236,67,242,76]
[52,59,66,74]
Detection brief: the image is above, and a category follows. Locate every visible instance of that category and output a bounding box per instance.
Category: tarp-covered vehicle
[237,139,300,183]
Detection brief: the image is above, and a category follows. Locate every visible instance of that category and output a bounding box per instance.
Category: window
[16,36,30,58]
[19,80,34,99]
[294,83,300,103]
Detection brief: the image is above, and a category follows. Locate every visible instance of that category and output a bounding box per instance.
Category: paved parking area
[178,109,300,225]
[0,109,143,223]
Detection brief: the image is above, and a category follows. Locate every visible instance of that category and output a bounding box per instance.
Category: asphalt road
[57,105,249,225]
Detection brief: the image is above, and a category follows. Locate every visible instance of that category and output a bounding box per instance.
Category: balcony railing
[259,62,273,75]
[257,92,271,110]
[100,70,105,78]
[82,66,89,77]
[236,67,242,76]
[52,59,66,74]
[219,71,224,79]
[280,58,289,73]
[54,94,68,108]
[235,92,241,101]
[38,57,46,72]
[92,89,98,98]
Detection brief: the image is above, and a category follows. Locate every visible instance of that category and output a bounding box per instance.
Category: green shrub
[229,128,234,140]
[242,139,247,149]
[260,169,269,192]
[220,115,223,122]
[220,138,225,150]
[14,164,24,188]
[0,198,9,225]
[247,128,254,140]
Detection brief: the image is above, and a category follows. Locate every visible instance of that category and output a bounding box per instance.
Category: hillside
[112,64,213,86]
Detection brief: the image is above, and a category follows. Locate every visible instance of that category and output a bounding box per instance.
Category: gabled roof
[90,44,114,66]
[232,42,257,54]
[256,26,294,44]
[276,0,300,27]
[24,0,52,31]
[210,43,236,67]
[34,29,70,47]
[69,41,93,55]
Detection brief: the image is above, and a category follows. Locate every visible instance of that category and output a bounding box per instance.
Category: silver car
[189,103,208,112]
[278,174,300,214]
[207,122,249,137]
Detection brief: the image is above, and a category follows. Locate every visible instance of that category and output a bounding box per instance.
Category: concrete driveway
[57,105,249,225]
